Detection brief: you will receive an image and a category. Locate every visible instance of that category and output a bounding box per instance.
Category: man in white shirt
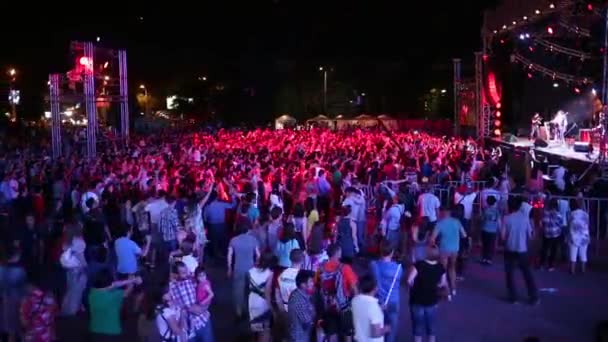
[480,179,501,209]
[454,184,478,228]
[352,274,390,342]
[343,187,366,250]
[145,191,169,229]
[275,249,304,339]
[417,186,440,226]
[80,184,99,214]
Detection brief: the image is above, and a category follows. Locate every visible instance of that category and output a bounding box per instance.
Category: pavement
[55,242,608,342]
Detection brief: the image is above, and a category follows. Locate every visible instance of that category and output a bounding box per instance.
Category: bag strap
[156,307,175,341]
[384,264,402,307]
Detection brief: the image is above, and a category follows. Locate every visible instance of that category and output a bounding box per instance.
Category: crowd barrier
[357,180,607,256]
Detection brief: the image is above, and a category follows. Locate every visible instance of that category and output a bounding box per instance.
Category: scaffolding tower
[49,41,129,160]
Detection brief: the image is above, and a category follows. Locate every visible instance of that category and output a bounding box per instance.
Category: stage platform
[488,137,599,164]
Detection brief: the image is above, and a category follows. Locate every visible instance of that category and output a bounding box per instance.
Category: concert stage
[487,137,599,164]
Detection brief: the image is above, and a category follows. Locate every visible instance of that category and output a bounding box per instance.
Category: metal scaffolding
[119,50,130,140]
[48,41,130,160]
[49,74,61,159]
[84,41,97,159]
[474,52,486,138]
[453,58,462,136]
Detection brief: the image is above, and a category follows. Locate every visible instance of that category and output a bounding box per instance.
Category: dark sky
[1,0,496,118]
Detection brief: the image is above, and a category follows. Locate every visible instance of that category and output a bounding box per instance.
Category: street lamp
[7,68,17,121]
[319,66,328,113]
[139,84,149,115]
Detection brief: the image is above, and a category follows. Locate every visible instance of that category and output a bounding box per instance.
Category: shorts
[322,309,353,337]
[410,304,438,336]
[569,244,588,262]
[440,251,458,259]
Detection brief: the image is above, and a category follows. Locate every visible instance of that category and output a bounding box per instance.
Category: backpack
[319,262,349,312]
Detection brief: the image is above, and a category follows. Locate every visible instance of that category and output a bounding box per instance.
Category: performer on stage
[552,110,568,144]
[530,112,542,140]
[593,111,608,150]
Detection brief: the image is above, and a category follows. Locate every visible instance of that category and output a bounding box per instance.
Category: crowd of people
[0,127,600,341]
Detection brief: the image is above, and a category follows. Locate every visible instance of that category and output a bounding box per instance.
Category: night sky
[1,1,497,122]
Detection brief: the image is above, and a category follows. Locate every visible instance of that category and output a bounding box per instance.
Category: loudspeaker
[502,133,518,143]
[573,141,592,153]
[534,138,548,148]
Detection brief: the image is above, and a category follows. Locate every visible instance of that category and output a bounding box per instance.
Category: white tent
[274,114,297,129]
[378,114,398,130]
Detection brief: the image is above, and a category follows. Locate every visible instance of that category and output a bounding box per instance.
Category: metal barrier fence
[358,180,608,255]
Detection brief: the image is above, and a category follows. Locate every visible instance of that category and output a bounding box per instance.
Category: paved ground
[55,242,608,342]
[206,249,608,342]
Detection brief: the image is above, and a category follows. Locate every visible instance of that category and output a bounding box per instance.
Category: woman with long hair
[184,184,213,263]
[275,223,300,268]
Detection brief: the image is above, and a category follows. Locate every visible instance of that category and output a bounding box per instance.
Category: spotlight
[79,56,91,67]
[523,16,528,20]
[494,120,501,127]
[535,9,541,14]
[513,21,517,25]
[525,33,530,38]
[574,87,581,94]
[547,26,554,35]
[553,82,559,88]
[495,111,501,118]
[588,4,593,11]
[494,129,501,136]
[96,36,100,42]
[592,88,597,95]
[527,73,533,79]
[519,34,525,40]
[496,102,502,109]
[549,3,555,9]
[502,25,507,29]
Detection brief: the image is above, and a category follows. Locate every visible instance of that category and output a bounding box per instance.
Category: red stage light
[500,39,505,44]
[527,73,533,78]
[547,26,554,35]
[529,46,535,52]
[482,54,489,62]
[496,102,502,109]
[494,129,501,136]
[495,111,501,118]
[587,3,593,11]
[494,120,501,127]
[574,87,581,94]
